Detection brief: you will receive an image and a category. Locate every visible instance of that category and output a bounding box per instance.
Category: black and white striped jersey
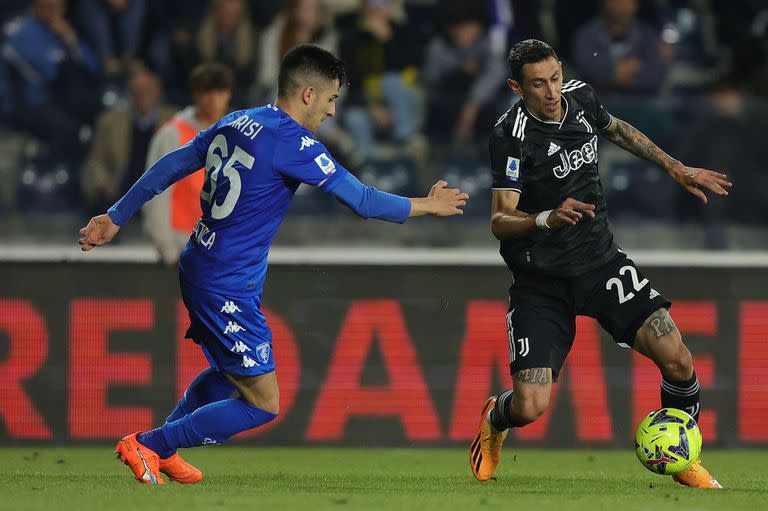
[489,79,618,277]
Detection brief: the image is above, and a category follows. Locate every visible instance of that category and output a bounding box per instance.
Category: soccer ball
[634,408,702,475]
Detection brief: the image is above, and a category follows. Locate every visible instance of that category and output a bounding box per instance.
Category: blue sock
[166,368,237,423]
[160,398,277,449]
[136,428,175,459]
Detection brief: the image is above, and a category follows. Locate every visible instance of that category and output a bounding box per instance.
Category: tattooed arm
[600,116,732,204]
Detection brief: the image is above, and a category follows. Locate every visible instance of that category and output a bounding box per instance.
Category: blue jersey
[177,105,348,296]
[108,104,410,298]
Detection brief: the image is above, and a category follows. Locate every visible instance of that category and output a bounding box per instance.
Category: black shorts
[506,251,671,380]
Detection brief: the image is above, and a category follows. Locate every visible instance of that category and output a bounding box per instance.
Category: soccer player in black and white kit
[469,40,731,488]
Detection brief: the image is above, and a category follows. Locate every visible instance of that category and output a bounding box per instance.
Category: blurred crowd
[1,0,768,253]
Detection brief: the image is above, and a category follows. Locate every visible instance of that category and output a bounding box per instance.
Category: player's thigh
[506,278,575,384]
[225,371,280,413]
[577,252,671,349]
[180,283,278,407]
[634,308,693,380]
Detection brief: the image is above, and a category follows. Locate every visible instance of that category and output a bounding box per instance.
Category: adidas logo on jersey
[242,355,258,368]
[220,301,242,314]
[299,136,318,151]
[547,142,561,156]
[231,341,251,353]
[224,321,246,334]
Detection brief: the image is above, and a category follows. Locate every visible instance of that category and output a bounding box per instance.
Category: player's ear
[508,78,522,96]
[301,86,315,106]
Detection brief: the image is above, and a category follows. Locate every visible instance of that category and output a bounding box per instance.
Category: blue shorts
[180,279,275,377]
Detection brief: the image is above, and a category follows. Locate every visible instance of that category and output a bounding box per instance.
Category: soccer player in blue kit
[78,45,469,485]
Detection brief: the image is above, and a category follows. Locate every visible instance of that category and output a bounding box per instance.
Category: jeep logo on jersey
[552,135,598,178]
[299,136,318,151]
[314,153,336,175]
[505,156,520,181]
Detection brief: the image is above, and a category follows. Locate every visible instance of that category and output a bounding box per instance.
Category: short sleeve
[584,83,612,130]
[489,130,523,192]
[273,131,348,191]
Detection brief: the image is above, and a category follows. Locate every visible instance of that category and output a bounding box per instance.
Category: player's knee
[660,343,693,380]
[248,395,279,415]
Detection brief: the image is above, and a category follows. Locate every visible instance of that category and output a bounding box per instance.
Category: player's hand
[669,163,732,204]
[78,214,120,251]
[426,180,469,216]
[547,197,596,228]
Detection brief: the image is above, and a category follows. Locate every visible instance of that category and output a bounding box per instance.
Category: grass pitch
[0,447,764,511]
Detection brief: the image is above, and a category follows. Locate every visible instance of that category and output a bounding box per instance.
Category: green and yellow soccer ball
[634,408,702,475]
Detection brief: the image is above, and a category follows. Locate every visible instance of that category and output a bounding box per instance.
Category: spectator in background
[251,0,338,105]
[1,0,100,164]
[676,78,767,244]
[142,63,233,266]
[338,0,424,163]
[571,0,669,94]
[196,0,255,106]
[424,3,506,143]
[81,68,174,215]
[251,0,358,164]
[73,0,147,77]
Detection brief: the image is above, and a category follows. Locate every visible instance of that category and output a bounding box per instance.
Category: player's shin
[488,388,527,431]
[660,371,701,422]
[166,367,237,423]
[160,398,277,449]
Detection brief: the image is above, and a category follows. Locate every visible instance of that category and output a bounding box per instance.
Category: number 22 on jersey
[200,134,255,219]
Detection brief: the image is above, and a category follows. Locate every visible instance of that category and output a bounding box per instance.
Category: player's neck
[274,98,308,129]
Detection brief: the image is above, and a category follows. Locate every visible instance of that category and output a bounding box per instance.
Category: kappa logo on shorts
[230,341,251,353]
[224,321,246,334]
[220,301,242,314]
[242,355,258,368]
[255,342,271,364]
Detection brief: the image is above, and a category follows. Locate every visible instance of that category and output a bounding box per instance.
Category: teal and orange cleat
[673,459,723,489]
[159,453,203,484]
[114,433,166,485]
[469,396,508,481]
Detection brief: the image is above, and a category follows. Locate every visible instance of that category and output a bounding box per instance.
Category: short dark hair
[189,63,234,94]
[277,44,346,98]
[507,39,559,82]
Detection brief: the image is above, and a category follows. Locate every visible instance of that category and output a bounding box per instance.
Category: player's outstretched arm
[329,174,468,222]
[77,142,206,251]
[408,180,469,217]
[600,115,732,203]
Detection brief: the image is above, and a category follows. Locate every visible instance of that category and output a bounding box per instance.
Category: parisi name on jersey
[489,80,619,277]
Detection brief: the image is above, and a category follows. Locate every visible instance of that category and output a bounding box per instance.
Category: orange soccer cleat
[159,453,203,484]
[673,459,723,489]
[114,433,166,485]
[469,396,508,481]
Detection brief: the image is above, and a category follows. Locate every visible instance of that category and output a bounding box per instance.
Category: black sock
[661,371,700,422]
[489,389,517,431]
